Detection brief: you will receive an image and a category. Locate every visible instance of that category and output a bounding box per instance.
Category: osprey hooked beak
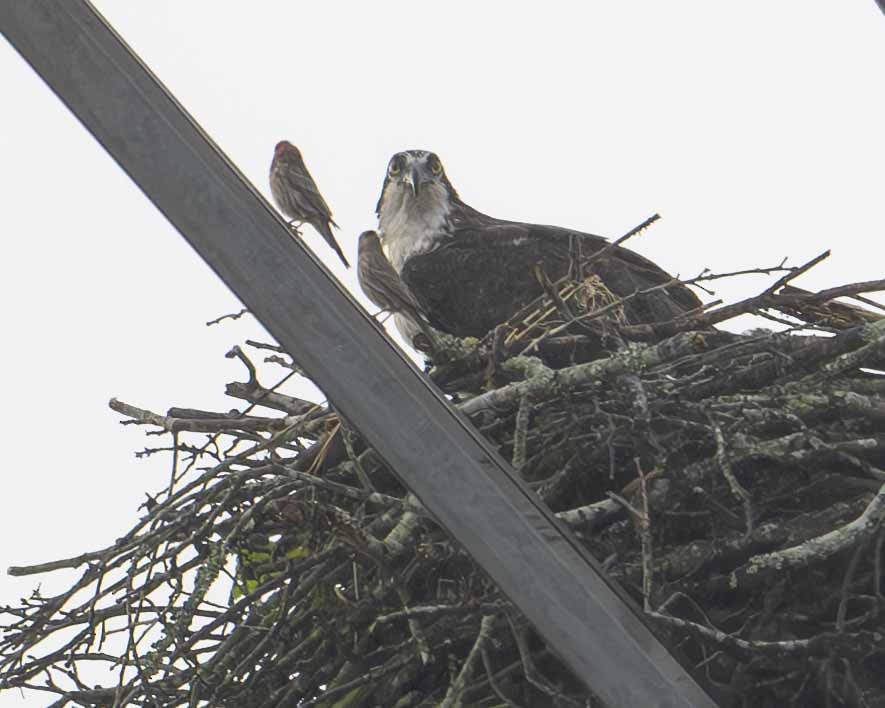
[403,164,424,196]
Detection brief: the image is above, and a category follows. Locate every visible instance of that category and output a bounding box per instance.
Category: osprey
[375,150,701,341]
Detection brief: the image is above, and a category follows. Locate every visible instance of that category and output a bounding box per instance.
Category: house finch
[269,141,349,267]
[357,230,440,351]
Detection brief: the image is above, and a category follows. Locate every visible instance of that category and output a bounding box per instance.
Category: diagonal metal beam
[1,4,719,707]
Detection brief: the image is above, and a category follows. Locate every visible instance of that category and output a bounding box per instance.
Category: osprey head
[375,150,457,214]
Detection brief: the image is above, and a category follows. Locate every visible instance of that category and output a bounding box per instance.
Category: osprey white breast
[378,181,451,273]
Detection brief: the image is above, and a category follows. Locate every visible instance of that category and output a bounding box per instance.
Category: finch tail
[316,221,349,268]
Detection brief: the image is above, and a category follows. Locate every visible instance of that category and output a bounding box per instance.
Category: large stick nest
[2,249,885,707]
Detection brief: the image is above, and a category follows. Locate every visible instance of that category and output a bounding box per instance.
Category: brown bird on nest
[269,141,349,267]
[357,230,440,352]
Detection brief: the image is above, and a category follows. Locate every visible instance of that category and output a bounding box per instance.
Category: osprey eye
[430,159,442,176]
[389,161,401,176]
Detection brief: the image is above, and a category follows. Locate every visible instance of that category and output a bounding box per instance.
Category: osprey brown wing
[401,222,700,338]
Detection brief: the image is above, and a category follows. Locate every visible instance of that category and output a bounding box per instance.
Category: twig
[225,345,257,384]
[633,458,654,611]
[583,213,661,268]
[835,541,866,632]
[205,308,249,327]
[726,479,885,590]
[507,617,582,707]
[765,250,831,295]
[709,416,754,539]
[440,614,497,708]
[648,611,881,660]
[511,394,530,471]
[686,258,791,285]
[480,646,525,708]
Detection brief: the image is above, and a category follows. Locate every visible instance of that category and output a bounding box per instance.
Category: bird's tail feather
[315,221,349,268]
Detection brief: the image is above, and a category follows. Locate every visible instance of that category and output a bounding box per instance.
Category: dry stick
[244,339,285,353]
[8,550,113,577]
[305,424,340,475]
[507,617,583,708]
[480,646,525,708]
[554,497,623,531]
[582,213,661,268]
[205,308,249,327]
[505,282,582,347]
[511,394,530,470]
[225,348,317,415]
[395,586,433,666]
[10,531,194,656]
[502,214,659,348]
[686,258,791,285]
[853,293,885,313]
[127,435,196,703]
[334,412,376,492]
[875,528,885,602]
[440,614,497,708]
[225,344,258,384]
[292,654,413,708]
[461,330,708,418]
[634,458,654,612]
[263,354,298,370]
[373,604,504,626]
[647,611,880,660]
[727,478,885,589]
[835,540,867,632]
[709,417,754,539]
[526,282,580,322]
[226,582,294,691]
[225,380,315,415]
[563,213,661,285]
[803,319,885,381]
[534,265,578,322]
[109,398,297,435]
[766,250,831,295]
[797,278,885,306]
[774,286,885,326]
[663,250,832,331]
[520,278,688,356]
[756,309,827,331]
[686,258,790,296]
[243,339,304,375]
[169,552,340,671]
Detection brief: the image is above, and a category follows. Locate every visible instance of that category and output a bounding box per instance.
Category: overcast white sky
[2,3,884,703]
